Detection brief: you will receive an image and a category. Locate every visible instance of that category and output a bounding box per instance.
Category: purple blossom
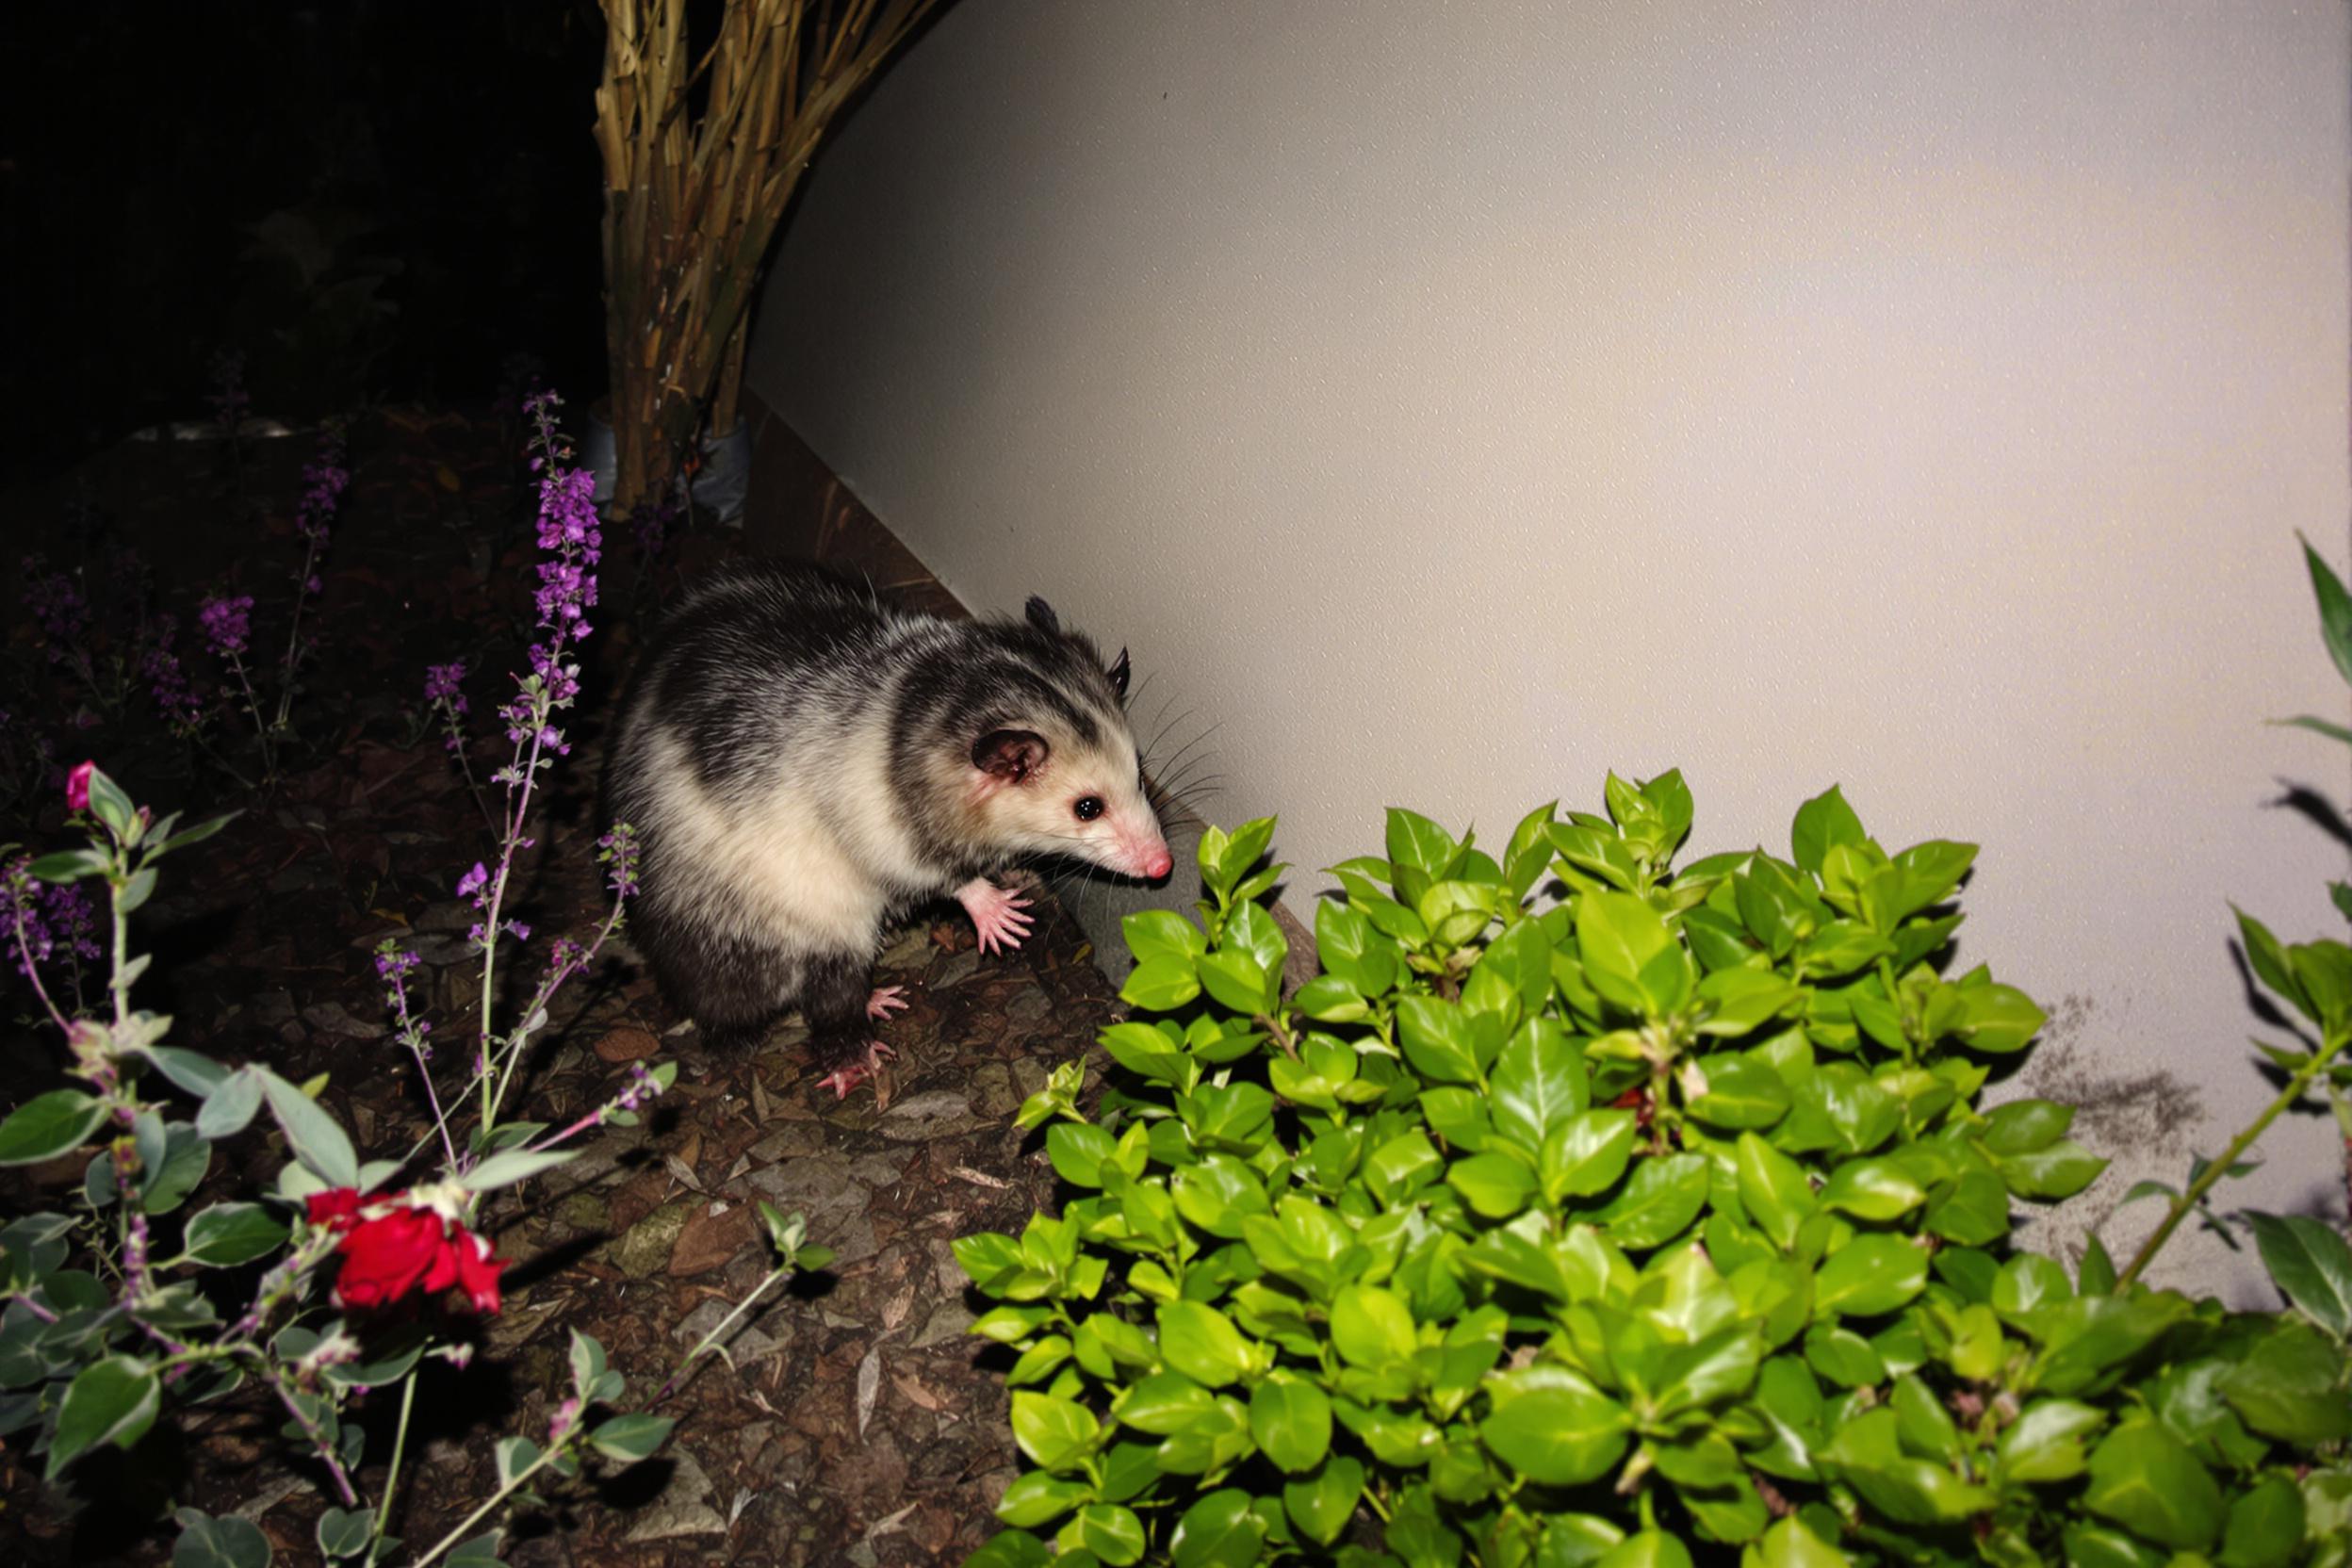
[424,662,467,708]
[598,825,642,900]
[142,616,210,731]
[455,863,490,905]
[198,595,254,660]
[22,558,90,665]
[6,857,99,996]
[294,429,351,556]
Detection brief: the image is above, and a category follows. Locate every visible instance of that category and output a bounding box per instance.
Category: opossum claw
[866,986,909,1020]
[819,1040,896,1100]
[956,877,1036,955]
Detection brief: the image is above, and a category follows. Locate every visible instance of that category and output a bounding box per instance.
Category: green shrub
[958,775,2352,1567]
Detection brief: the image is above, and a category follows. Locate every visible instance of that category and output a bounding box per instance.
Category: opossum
[603,562,1174,1097]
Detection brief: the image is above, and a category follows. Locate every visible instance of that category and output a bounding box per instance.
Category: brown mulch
[0,407,1106,1564]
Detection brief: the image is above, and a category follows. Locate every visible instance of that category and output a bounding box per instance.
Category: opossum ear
[972,728,1050,784]
[1107,647,1130,699]
[1023,596,1061,635]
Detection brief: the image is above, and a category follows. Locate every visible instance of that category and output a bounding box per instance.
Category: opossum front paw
[956,877,1036,955]
[818,1040,895,1100]
[866,986,909,1020]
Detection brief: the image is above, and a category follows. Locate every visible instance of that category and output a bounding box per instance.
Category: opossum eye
[1107,648,1130,699]
[1073,795,1104,822]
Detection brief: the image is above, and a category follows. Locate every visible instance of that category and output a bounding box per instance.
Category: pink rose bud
[65,760,95,813]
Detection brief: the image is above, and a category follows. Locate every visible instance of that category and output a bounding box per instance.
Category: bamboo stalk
[595,0,940,515]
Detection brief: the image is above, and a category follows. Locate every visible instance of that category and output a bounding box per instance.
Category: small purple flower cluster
[141,615,210,732]
[5,854,100,988]
[375,944,431,1060]
[598,824,641,900]
[423,661,471,757]
[614,1059,663,1114]
[22,558,90,667]
[198,595,255,661]
[424,662,467,711]
[501,392,603,763]
[454,861,530,951]
[294,428,351,570]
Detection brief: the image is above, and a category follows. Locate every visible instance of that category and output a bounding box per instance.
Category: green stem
[107,867,131,1028]
[273,535,324,734]
[658,1261,792,1403]
[2117,1028,2351,1287]
[365,1371,419,1568]
[409,1441,563,1568]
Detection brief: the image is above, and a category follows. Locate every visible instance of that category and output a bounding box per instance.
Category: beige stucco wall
[748,0,2352,1298]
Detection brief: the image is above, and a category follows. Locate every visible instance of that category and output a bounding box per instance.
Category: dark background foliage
[0,1,612,492]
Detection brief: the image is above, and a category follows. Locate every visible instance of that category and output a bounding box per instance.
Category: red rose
[334,1205,448,1309]
[65,761,95,814]
[442,1229,509,1315]
[307,1187,365,1229]
[307,1187,509,1315]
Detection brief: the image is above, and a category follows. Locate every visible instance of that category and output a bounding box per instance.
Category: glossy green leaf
[315,1508,372,1560]
[1595,1154,1710,1249]
[1592,1530,1695,1568]
[588,1413,672,1463]
[1447,1152,1537,1219]
[2221,1473,2307,1568]
[1248,1373,1331,1474]
[0,1089,108,1166]
[1813,1236,1927,1319]
[172,1510,274,1568]
[2246,1211,2352,1337]
[1752,1515,1851,1568]
[1735,1133,1818,1250]
[1490,1018,1586,1150]
[1684,1055,1790,1130]
[1120,956,1201,1011]
[1578,890,1689,1019]
[256,1068,359,1189]
[2082,1419,2223,1550]
[1012,1391,1100,1471]
[1790,787,1869,876]
[182,1202,291,1267]
[1330,1284,1416,1369]
[1157,1301,1258,1388]
[995,1470,1092,1529]
[1815,1157,1925,1222]
[1544,1109,1639,1200]
[1167,1488,1264,1568]
[1478,1365,1632,1486]
[2217,1322,2352,1445]
[1282,1454,1364,1545]
[1397,995,1482,1085]
[48,1355,162,1478]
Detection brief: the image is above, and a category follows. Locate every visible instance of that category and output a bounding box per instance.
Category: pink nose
[1143,846,1173,879]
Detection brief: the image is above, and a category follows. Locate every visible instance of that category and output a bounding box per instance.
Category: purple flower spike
[198,595,254,660]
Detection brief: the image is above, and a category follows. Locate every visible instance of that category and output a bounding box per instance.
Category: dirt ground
[0,407,1102,1564]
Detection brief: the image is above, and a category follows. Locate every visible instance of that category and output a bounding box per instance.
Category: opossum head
[953,600,1173,881]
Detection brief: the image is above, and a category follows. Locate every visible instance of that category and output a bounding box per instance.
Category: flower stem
[272,532,323,733]
[365,1371,419,1568]
[410,1442,562,1568]
[2117,1028,2351,1287]
[8,897,72,1035]
[658,1261,792,1404]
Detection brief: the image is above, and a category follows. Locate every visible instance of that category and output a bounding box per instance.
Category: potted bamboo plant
[592,0,939,519]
